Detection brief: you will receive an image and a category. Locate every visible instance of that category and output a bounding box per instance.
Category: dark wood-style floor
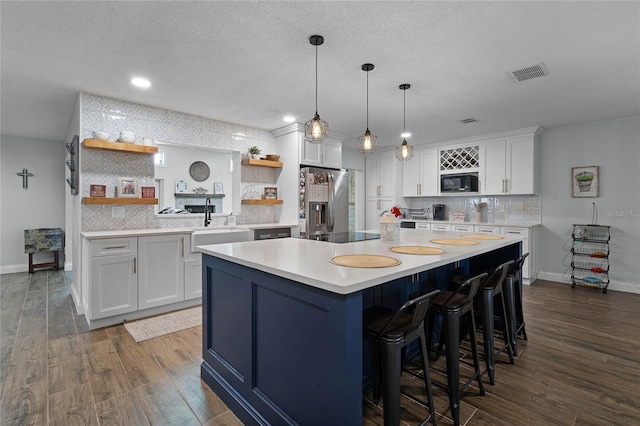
[1,271,639,425]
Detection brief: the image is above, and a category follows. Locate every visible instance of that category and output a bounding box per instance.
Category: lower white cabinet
[453,224,474,232]
[138,234,185,309]
[416,222,431,230]
[88,237,138,319]
[431,223,452,231]
[474,225,500,234]
[183,233,203,300]
[500,226,539,283]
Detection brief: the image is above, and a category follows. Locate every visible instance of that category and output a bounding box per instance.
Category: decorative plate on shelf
[189,161,210,182]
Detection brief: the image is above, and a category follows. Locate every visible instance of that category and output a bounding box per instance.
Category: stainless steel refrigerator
[299,167,349,236]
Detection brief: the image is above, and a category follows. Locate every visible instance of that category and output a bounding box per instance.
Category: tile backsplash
[80,93,276,231]
[407,195,541,224]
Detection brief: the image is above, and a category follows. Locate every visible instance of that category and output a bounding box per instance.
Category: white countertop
[401,219,540,228]
[81,223,298,239]
[199,229,523,295]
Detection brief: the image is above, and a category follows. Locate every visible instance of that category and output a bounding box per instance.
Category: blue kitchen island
[199,229,521,425]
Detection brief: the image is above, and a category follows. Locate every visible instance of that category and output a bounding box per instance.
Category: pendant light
[305,35,329,144]
[395,83,414,161]
[357,63,377,155]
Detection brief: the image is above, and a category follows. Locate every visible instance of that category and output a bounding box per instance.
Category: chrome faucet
[204,197,212,227]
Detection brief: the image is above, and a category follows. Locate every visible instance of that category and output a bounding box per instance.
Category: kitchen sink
[191,227,250,252]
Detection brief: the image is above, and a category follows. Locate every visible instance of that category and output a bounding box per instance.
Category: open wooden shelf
[241,158,283,168]
[82,197,158,205]
[241,199,283,205]
[82,138,158,154]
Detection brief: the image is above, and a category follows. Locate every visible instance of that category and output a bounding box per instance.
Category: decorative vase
[475,211,483,223]
[251,153,260,159]
[380,213,400,242]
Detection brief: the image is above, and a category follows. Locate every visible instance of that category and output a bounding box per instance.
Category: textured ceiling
[1,1,639,147]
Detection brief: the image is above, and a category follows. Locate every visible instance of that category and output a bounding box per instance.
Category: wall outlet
[112,206,125,218]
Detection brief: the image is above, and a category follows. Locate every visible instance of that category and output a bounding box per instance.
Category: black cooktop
[300,231,380,243]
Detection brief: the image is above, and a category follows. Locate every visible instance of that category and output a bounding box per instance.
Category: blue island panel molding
[201,256,363,425]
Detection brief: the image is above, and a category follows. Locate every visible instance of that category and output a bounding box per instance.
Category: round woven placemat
[389,246,446,255]
[430,238,480,246]
[459,234,504,240]
[330,254,401,268]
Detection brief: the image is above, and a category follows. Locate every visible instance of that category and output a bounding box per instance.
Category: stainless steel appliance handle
[327,173,335,232]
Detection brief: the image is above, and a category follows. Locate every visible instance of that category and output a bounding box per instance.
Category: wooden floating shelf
[241,158,283,168]
[82,138,158,154]
[83,197,158,205]
[241,199,283,205]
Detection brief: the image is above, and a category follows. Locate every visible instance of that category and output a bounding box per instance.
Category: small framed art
[117,177,138,198]
[214,182,224,195]
[141,186,155,199]
[571,166,599,198]
[264,187,277,200]
[90,184,106,197]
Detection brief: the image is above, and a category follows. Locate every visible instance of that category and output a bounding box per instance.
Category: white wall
[538,115,640,293]
[1,135,66,273]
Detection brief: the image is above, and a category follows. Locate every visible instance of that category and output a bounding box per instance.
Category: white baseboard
[1,262,67,275]
[538,271,640,294]
[64,261,72,272]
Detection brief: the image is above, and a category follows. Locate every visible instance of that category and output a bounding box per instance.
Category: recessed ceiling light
[283,115,295,123]
[131,77,151,88]
[401,132,411,138]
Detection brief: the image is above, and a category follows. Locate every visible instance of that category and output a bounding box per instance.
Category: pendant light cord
[403,88,406,135]
[366,70,369,128]
[315,44,318,115]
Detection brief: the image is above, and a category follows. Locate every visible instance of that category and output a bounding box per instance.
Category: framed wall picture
[117,177,138,198]
[572,166,599,198]
[264,187,277,200]
[214,182,224,194]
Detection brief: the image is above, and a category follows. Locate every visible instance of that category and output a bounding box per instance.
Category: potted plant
[248,146,261,159]
[575,171,595,192]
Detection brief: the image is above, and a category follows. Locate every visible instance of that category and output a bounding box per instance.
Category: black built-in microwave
[441,173,479,193]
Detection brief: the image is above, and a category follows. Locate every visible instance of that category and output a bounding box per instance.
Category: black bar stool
[429,273,487,426]
[363,289,441,426]
[502,253,529,355]
[478,260,515,385]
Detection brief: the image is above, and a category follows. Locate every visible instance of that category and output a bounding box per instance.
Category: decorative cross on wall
[16,168,34,189]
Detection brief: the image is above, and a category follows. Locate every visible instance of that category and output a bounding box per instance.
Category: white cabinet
[482,134,538,195]
[138,235,185,310]
[402,148,438,197]
[416,222,431,230]
[453,224,474,232]
[474,225,500,234]
[88,237,138,319]
[366,152,398,198]
[501,226,538,283]
[183,233,203,300]
[300,137,342,169]
[365,197,395,230]
[431,223,452,232]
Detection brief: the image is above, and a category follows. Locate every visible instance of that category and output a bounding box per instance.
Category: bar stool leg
[504,275,518,355]
[467,311,485,396]
[480,288,496,385]
[499,292,515,364]
[381,337,403,426]
[29,253,34,274]
[444,309,461,426]
[419,334,437,426]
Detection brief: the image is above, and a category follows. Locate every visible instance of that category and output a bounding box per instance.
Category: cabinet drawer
[432,224,452,231]
[453,225,474,232]
[91,237,137,257]
[501,227,530,239]
[416,223,431,230]
[474,225,500,234]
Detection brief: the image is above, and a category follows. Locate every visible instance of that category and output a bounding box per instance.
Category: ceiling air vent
[508,62,549,82]
[460,118,478,124]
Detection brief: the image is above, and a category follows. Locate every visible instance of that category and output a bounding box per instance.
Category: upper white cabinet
[366,152,398,198]
[481,132,540,195]
[402,148,438,197]
[300,136,342,169]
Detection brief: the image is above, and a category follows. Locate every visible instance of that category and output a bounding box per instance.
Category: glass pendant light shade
[305,35,328,144]
[395,139,414,161]
[395,83,415,161]
[358,63,377,155]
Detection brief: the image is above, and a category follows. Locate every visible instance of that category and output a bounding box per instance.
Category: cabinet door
[419,149,439,196]
[402,154,420,197]
[90,254,137,319]
[300,138,323,166]
[365,197,380,230]
[184,256,203,300]
[378,153,397,197]
[506,135,536,194]
[138,235,185,309]
[482,139,507,195]
[365,156,380,198]
[322,138,342,169]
